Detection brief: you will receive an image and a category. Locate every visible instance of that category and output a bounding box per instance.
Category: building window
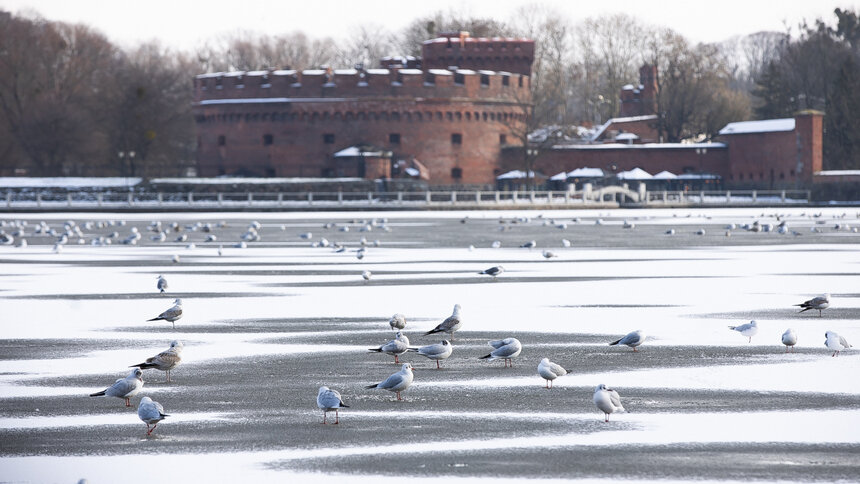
[263,134,273,145]
[451,167,463,179]
[502,76,510,86]
[779,172,785,179]
[480,74,490,87]
[217,135,226,146]
[323,133,335,144]
[499,134,507,145]
[790,169,795,177]
[454,73,465,85]
[389,133,401,145]
[518,76,524,87]
[451,133,462,145]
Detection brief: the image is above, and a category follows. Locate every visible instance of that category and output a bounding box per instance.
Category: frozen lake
[1,207,859,482]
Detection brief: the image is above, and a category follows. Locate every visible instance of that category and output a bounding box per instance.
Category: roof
[816,170,860,176]
[652,170,678,179]
[150,177,364,185]
[568,167,604,177]
[591,114,658,141]
[0,177,142,188]
[719,118,795,135]
[552,142,727,150]
[333,146,391,158]
[616,167,653,180]
[496,170,543,180]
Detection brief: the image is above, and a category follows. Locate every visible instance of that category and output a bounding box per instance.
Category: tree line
[0,6,857,177]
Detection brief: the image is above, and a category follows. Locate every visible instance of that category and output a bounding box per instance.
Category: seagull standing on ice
[825,331,852,356]
[147,298,183,329]
[409,340,453,369]
[537,358,567,388]
[729,320,758,343]
[478,265,504,279]
[156,275,168,293]
[389,313,406,330]
[368,331,410,363]
[609,330,646,352]
[89,368,143,407]
[317,386,349,424]
[138,396,169,436]
[593,384,625,422]
[425,304,462,341]
[795,294,830,317]
[520,240,537,249]
[362,270,372,283]
[366,363,414,401]
[130,340,183,382]
[479,338,522,367]
[781,328,797,352]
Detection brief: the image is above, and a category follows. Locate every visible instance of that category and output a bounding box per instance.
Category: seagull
[368,331,410,363]
[479,337,522,367]
[542,250,557,259]
[478,265,504,279]
[362,270,372,283]
[520,240,537,249]
[609,330,646,352]
[147,298,183,329]
[729,320,758,343]
[781,328,797,353]
[389,313,406,330]
[795,294,830,317]
[366,363,414,401]
[537,358,567,388]
[130,340,183,382]
[89,368,143,407]
[317,386,349,424]
[561,239,571,247]
[138,396,169,436]
[593,384,625,422]
[825,330,852,357]
[408,340,453,369]
[356,247,366,260]
[171,254,180,263]
[491,240,502,248]
[425,304,462,341]
[156,275,168,293]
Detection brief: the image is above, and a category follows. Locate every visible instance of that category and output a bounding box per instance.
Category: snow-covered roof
[302,69,327,75]
[334,69,358,75]
[549,172,568,181]
[552,142,727,150]
[404,167,420,176]
[591,114,659,140]
[478,70,496,76]
[615,132,639,141]
[333,146,389,158]
[222,71,244,78]
[616,167,653,180]
[719,118,795,135]
[676,173,721,180]
[622,84,635,90]
[198,98,347,105]
[496,170,542,180]
[365,69,389,75]
[652,170,678,179]
[428,69,452,76]
[455,69,477,75]
[246,70,268,76]
[0,177,142,188]
[398,69,423,75]
[568,167,604,177]
[816,170,860,176]
[272,70,298,76]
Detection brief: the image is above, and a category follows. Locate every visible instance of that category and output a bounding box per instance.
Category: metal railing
[2,188,812,210]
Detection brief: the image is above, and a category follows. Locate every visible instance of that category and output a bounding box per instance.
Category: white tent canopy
[496,170,540,180]
[616,167,653,180]
[568,167,604,178]
[652,170,678,180]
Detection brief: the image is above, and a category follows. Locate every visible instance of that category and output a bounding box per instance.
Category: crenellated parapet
[194,67,530,104]
[422,34,535,77]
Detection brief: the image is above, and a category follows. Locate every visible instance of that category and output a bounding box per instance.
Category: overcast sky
[1,0,857,51]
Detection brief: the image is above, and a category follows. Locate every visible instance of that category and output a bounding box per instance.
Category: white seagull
[795,294,830,317]
[147,298,183,329]
[479,337,522,367]
[138,396,169,436]
[478,266,504,279]
[368,331,410,363]
[729,320,758,343]
[366,363,414,401]
[609,330,647,352]
[825,330,852,357]
[781,328,797,353]
[425,304,462,341]
[317,386,349,424]
[389,313,406,330]
[542,250,557,259]
[593,384,625,422]
[520,240,537,249]
[362,270,372,283]
[537,358,568,388]
[130,340,183,382]
[156,275,168,293]
[89,368,144,407]
[409,340,453,369]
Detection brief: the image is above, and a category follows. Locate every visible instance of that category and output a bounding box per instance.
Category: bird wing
[840,335,852,349]
[491,343,521,358]
[608,389,624,411]
[419,343,450,358]
[376,372,405,390]
[160,307,182,320]
[107,377,138,398]
[547,361,567,376]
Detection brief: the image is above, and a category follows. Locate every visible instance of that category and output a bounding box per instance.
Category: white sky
[1,0,857,52]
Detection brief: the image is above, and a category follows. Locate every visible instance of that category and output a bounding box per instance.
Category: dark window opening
[480,74,490,86]
[389,133,401,144]
[217,135,226,146]
[323,133,335,144]
[739,173,744,180]
[425,73,435,85]
[499,134,507,145]
[518,76,523,87]
[779,172,785,179]
[265,167,276,177]
[790,169,795,177]
[451,133,462,145]
[502,76,510,86]
[454,73,465,85]
[451,167,463,179]
[263,134,273,145]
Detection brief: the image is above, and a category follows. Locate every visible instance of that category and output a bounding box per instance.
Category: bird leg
[604,415,609,423]
[394,355,400,364]
[125,397,131,407]
[633,347,638,352]
[396,392,402,401]
[166,371,171,383]
[436,360,441,369]
[322,411,327,424]
[334,409,339,425]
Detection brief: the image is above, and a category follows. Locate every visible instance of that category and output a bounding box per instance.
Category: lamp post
[118,150,136,177]
[526,147,539,190]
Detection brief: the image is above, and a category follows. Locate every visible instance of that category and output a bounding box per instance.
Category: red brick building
[192,33,534,185]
